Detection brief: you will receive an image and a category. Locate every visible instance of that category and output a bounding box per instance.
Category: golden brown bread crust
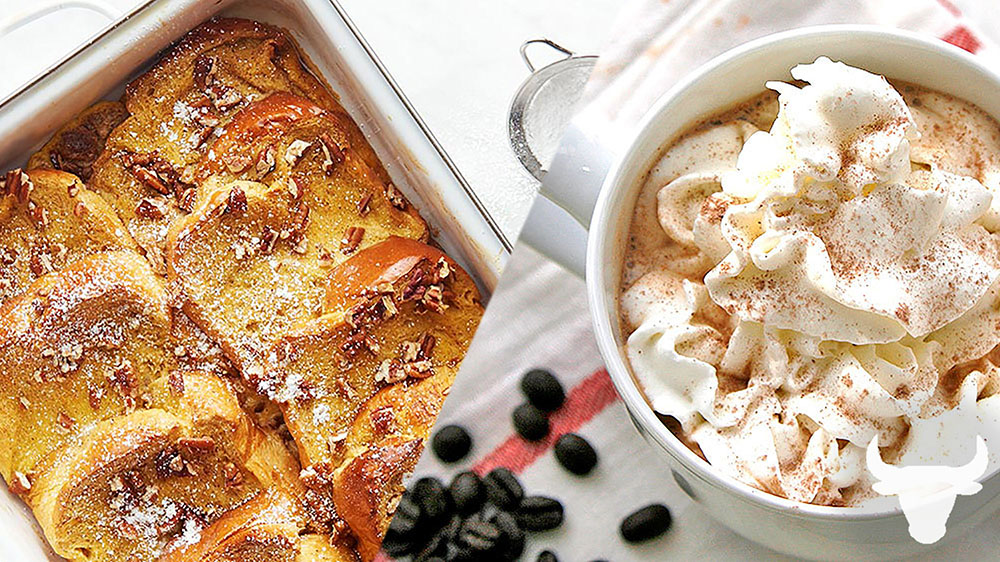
[26,101,129,181]
[90,17,401,274]
[0,251,173,482]
[157,490,301,562]
[166,92,427,373]
[256,238,481,560]
[28,371,309,562]
[334,375,452,560]
[0,168,138,304]
[262,237,480,470]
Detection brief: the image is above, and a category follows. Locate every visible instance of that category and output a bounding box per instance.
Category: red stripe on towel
[472,368,619,475]
[942,25,983,53]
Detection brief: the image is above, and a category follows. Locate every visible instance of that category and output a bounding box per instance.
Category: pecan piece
[56,412,75,432]
[135,198,167,220]
[340,226,364,255]
[168,372,185,396]
[385,182,407,210]
[9,471,31,495]
[178,437,216,455]
[319,133,346,174]
[223,187,248,215]
[357,193,372,216]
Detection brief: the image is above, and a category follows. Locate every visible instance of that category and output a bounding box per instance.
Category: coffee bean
[456,512,502,553]
[620,503,672,543]
[554,433,598,475]
[391,494,422,535]
[432,424,472,463]
[449,470,486,514]
[483,467,524,510]
[515,496,564,531]
[489,508,525,559]
[521,368,565,411]
[381,526,414,557]
[537,550,559,562]
[413,477,451,528]
[512,403,549,441]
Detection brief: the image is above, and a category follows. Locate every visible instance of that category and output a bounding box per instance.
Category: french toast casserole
[0,17,483,562]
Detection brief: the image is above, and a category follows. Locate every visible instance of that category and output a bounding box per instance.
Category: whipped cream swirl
[624,58,1000,520]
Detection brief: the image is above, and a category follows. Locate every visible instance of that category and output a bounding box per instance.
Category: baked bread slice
[260,236,480,472]
[0,251,173,482]
[0,168,137,304]
[88,17,398,273]
[167,90,427,372]
[27,101,129,181]
[26,371,309,562]
[334,375,452,561]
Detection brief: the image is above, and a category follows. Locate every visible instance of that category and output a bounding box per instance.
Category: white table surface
[0,0,622,241]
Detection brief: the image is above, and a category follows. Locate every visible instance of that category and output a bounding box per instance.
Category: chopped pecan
[26,201,48,229]
[255,144,276,178]
[108,360,137,397]
[419,333,436,359]
[4,169,32,204]
[287,175,305,203]
[73,201,88,218]
[135,198,167,220]
[260,226,278,255]
[88,385,104,410]
[178,437,216,455]
[357,192,372,216]
[385,182,406,210]
[130,164,170,195]
[284,139,312,166]
[222,152,252,174]
[192,55,216,90]
[319,133,346,174]
[223,187,248,215]
[66,181,81,198]
[340,226,364,255]
[178,188,197,213]
[56,412,75,432]
[9,471,31,495]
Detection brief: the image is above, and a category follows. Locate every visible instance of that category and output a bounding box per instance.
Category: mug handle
[520,122,613,277]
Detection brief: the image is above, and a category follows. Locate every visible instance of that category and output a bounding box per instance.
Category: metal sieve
[508,39,596,181]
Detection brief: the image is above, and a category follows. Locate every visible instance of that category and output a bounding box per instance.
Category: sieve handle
[520,39,574,72]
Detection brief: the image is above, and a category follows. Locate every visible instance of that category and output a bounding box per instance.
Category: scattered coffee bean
[413,477,451,527]
[515,496,564,532]
[512,403,549,441]
[521,368,565,411]
[489,508,525,559]
[483,467,524,510]
[554,433,598,475]
[449,470,486,514]
[537,550,559,562]
[382,494,421,555]
[620,503,672,543]
[432,424,472,463]
[456,511,503,553]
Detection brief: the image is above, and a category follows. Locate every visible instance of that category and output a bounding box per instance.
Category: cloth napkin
[400,1,1000,560]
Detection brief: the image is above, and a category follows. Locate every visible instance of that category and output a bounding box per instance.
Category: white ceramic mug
[530,25,1000,560]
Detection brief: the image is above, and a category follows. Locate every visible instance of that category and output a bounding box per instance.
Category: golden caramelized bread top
[0,251,173,482]
[167,93,427,371]
[1,16,484,562]
[260,237,481,470]
[27,101,129,182]
[28,372,308,562]
[0,169,138,303]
